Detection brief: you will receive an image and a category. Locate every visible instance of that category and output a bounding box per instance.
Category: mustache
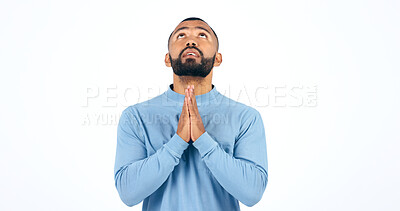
[179,46,204,58]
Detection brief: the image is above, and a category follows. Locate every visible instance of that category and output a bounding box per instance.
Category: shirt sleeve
[192,108,268,207]
[114,106,190,207]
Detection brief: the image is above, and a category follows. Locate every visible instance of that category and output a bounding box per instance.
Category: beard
[169,47,216,78]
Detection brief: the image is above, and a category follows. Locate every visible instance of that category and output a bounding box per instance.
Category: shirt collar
[164,83,219,106]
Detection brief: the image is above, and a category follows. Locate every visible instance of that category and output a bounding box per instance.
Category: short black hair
[167,17,219,51]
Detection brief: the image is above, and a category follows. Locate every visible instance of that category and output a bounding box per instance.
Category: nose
[186,41,196,47]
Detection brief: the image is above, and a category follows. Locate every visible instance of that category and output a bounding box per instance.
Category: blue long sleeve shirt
[114,84,268,211]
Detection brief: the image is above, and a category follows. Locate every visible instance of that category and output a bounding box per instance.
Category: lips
[182,49,200,58]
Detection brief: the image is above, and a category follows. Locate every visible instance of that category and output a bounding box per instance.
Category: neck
[172,71,213,96]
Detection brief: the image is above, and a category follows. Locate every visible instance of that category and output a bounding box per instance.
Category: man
[114,17,268,211]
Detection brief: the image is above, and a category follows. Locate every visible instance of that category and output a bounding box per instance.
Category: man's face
[167,20,219,77]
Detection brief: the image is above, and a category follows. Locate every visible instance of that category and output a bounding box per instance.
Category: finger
[189,86,199,114]
[187,89,195,116]
[182,89,189,116]
[191,86,197,105]
[188,89,200,121]
[186,87,191,103]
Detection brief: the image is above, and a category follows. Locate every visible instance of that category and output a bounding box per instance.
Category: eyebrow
[172,26,212,37]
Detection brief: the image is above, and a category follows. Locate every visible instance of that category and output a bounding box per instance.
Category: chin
[184,58,199,63]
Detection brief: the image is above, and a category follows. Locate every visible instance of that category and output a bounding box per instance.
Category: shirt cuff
[192,131,218,158]
[164,133,190,158]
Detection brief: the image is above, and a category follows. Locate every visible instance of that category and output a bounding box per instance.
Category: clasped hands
[177,85,206,143]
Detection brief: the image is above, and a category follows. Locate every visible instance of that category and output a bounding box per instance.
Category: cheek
[199,42,216,55]
[169,43,184,55]
[169,49,181,59]
[202,50,216,58]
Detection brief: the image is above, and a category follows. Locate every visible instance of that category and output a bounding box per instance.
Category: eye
[199,33,207,38]
[177,34,185,39]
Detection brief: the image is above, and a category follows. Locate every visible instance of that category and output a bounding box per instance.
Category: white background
[1,0,399,210]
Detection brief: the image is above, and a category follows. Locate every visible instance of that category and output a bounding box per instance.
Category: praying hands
[176,85,206,143]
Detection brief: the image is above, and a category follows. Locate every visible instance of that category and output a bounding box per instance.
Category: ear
[165,53,172,67]
[213,52,222,67]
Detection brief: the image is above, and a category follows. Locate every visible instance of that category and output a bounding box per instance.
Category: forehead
[172,20,212,34]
